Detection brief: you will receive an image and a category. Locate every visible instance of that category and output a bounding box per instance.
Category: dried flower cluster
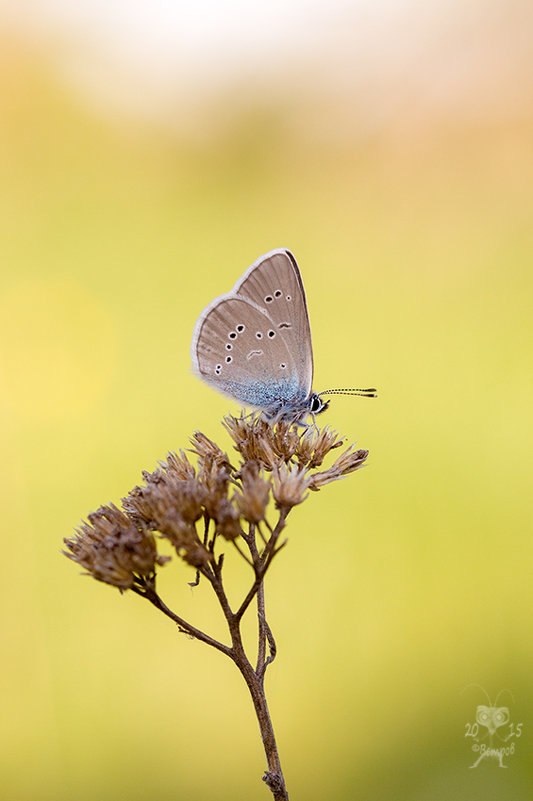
[64,414,368,591]
[65,504,169,590]
[63,413,369,801]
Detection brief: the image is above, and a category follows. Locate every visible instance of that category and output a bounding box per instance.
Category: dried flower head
[124,470,205,526]
[272,464,312,508]
[198,460,231,518]
[124,479,210,567]
[235,462,272,523]
[298,426,344,469]
[63,504,168,590]
[213,499,243,541]
[309,445,369,489]
[158,514,211,567]
[190,431,232,474]
[223,415,280,469]
[165,450,196,480]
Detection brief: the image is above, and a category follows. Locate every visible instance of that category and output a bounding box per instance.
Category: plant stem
[137,584,232,658]
[228,520,288,799]
[138,512,291,798]
[232,646,289,801]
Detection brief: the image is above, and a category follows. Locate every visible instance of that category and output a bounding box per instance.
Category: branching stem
[133,509,290,800]
[134,583,232,659]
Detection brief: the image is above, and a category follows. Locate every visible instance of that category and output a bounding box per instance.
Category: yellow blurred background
[1,2,532,799]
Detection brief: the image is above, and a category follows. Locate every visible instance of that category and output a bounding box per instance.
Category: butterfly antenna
[318,387,378,398]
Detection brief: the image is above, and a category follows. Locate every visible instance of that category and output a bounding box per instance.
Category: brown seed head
[306,426,344,469]
[165,450,196,480]
[199,461,230,518]
[214,499,243,541]
[293,426,316,465]
[221,413,251,449]
[190,431,232,473]
[63,504,167,590]
[235,461,272,523]
[271,464,312,509]
[124,477,205,528]
[268,420,300,462]
[309,445,369,489]
[157,514,211,567]
[224,414,295,469]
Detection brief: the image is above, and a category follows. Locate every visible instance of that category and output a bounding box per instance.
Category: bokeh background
[1,1,532,799]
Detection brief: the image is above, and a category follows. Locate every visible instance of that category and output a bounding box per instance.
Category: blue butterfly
[192,248,376,423]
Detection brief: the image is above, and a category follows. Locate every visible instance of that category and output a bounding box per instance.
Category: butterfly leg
[309,412,320,435]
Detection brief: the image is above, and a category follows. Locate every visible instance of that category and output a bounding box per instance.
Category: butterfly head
[260,392,329,426]
[309,393,330,416]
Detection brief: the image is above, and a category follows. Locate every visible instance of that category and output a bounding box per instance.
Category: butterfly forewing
[193,296,303,409]
[233,250,314,396]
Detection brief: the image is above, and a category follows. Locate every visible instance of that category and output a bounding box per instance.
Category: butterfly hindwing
[192,296,302,408]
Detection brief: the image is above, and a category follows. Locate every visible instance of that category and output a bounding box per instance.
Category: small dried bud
[214,499,243,541]
[124,478,205,528]
[124,475,208,566]
[271,464,312,508]
[235,462,272,523]
[223,414,281,469]
[189,432,232,517]
[293,426,316,465]
[122,469,211,568]
[268,420,300,462]
[221,413,250,448]
[63,504,166,590]
[190,431,232,473]
[122,484,155,528]
[158,515,211,567]
[165,450,196,480]
[309,445,369,489]
[248,434,279,470]
[304,426,344,469]
[200,461,230,518]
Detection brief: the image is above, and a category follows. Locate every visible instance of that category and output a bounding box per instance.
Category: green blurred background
[1,2,532,799]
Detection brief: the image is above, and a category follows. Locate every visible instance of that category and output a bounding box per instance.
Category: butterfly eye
[256,332,263,339]
[236,324,245,333]
[226,343,232,350]
[268,330,275,338]
[229,331,237,340]
[274,290,282,298]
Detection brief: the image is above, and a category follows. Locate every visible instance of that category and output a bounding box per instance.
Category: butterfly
[191,248,376,424]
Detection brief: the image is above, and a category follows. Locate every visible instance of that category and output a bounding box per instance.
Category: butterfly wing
[192,249,314,411]
[192,295,302,409]
[233,249,314,397]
